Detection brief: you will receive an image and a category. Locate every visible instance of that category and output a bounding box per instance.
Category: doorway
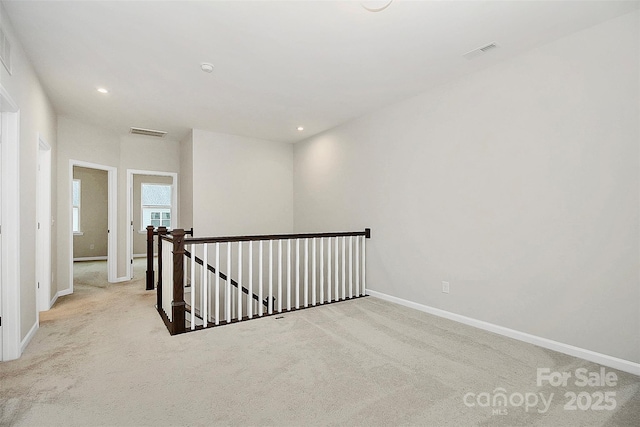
[72,166,108,286]
[126,169,178,280]
[68,160,118,293]
[36,136,52,312]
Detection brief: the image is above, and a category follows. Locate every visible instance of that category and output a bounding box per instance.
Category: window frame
[72,178,83,235]
[140,183,173,231]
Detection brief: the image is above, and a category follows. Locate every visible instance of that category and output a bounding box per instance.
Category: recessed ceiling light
[97,87,109,94]
[297,126,304,131]
[201,63,214,73]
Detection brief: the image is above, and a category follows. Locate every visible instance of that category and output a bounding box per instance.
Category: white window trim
[140,207,172,231]
[72,178,81,234]
[140,183,172,232]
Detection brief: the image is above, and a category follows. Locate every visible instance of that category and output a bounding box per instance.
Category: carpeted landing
[0,260,638,426]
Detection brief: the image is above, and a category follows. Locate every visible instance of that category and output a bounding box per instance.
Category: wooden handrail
[151,227,193,236]
[181,228,371,245]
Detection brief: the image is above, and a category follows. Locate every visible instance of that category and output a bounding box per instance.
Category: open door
[126,170,178,280]
[37,136,52,311]
[0,107,3,359]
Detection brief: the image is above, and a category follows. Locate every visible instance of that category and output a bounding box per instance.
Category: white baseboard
[58,288,72,297]
[20,321,39,354]
[49,291,59,308]
[367,289,640,376]
[133,253,148,258]
[73,256,107,262]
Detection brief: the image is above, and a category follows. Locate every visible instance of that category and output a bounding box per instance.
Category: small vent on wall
[463,42,498,60]
[0,25,12,74]
[130,127,167,138]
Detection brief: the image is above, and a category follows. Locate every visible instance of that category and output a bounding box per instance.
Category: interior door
[36,140,52,311]
[0,114,4,359]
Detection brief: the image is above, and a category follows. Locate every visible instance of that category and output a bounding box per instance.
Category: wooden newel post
[157,226,167,311]
[171,228,186,335]
[146,226,155,291]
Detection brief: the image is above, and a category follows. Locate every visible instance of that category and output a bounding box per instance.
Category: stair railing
[153,228,371,335]
[145,225,193,291]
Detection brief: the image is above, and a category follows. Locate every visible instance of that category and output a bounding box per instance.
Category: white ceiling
[3,0,638,143]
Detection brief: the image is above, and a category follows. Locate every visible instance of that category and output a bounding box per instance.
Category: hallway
[1,261,639,426]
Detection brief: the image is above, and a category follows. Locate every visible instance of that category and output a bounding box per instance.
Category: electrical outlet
[442,281,450,294]
[90,244,95,250]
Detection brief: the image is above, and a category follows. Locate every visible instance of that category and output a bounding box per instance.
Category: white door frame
[126,169,178,280]
[37,135,52,312]
[68,160,118,292]
[0,84,21,361]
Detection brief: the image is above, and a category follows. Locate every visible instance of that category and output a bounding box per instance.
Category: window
[72,179,81,233]
[141,183,172,229]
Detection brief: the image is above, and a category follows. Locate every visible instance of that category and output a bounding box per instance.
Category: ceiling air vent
[463,42,498,60]
[129,127,167,138]
[0,25,12,74]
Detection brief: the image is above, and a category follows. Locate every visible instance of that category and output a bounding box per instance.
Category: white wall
[179,130,193,230]
[57,117,180,284]
[56,117,119,288]
[192,129,293,237]
[294,11,640,363]
[0,3,58,342]
[119,134,180,276]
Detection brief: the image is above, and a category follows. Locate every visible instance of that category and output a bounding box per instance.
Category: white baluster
[226,242,231,323]
[164,240,175,320]
[215,242,220,325]
[238,242,242,321]
[182,245,187,312]
[203,244,208,326]
[319,238,324,304]
[342,236,346,300]
[296,239,300,309]
[355,237,360,297]
[304,238,309,308]
[312,237,316,306]
[248,241,253,319]
[327,237,332,303]
[349,236,353,298]
[183,249,187,300]
[180,247,186,324]
[278,239,283,313]
[334,237,339,301]
[259,241,263,317]
[287,239,292,311]
[362,235,366,296]
[191,245,196,329]
[268,240,273,315]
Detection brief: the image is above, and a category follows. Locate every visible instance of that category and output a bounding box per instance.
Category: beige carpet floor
[0,260,639,426]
